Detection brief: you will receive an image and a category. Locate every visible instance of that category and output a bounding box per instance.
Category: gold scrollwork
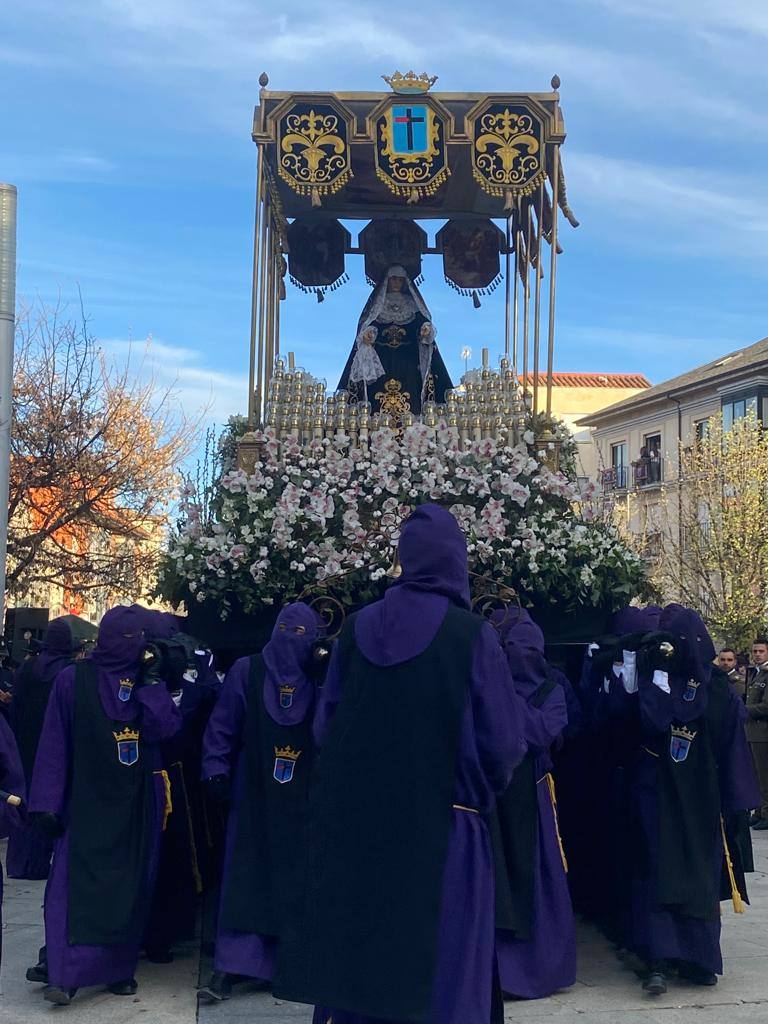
[278,108,352,201]
[375,378,411,424]
[379,326,407,348]
[472,107,545,199]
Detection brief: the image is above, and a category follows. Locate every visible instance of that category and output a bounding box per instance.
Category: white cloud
[564,151,768,260]
[102,335,248,424]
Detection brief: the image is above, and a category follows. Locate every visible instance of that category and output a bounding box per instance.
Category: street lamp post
[461,346,472,377]
[0,185,17,636]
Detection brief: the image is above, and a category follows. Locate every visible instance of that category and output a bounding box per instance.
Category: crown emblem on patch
[671,725,696,743]
[382,70,438,94]
[274,745,301,762]
[113,726,140,743]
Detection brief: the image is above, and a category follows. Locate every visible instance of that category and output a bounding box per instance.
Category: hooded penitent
[355,503,470,668]
[276,505,527,1024]
[7,617,77,879]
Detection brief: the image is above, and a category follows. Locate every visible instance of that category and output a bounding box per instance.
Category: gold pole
[522,200,532,401]
[532,181,544,416]
[504,216,511,358]
[255,190,270,423]
[546,146,560,418]
[512,200,520,375]
[275,246,282,358]
[265,215,276,400]
[247,145,264,425]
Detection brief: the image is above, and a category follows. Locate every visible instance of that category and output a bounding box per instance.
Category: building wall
[537,381,650,482]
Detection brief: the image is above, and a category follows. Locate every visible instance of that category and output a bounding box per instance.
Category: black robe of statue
[337,311,453,418]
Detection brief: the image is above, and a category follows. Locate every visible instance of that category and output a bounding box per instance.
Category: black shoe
[749,812,761,826]
[643,972,667,995]
[752,818,768,830]
[145,947,174,964]
[678,962,718,986]
[43,986,77,1005]
[198,971,234,1003]
[26,962,49,984]
[108,978,138,996]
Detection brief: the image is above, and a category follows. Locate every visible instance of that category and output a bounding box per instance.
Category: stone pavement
[3,832,768,1023]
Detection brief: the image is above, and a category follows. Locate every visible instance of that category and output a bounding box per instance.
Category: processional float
[239,70,578,464]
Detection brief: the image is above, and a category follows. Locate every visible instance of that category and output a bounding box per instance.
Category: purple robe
[602,605,760,973]
[493,610,576,999]
[311,504,526,1024]
[202,602,320,979]
[28,606,181,990]
[0,715,25,966]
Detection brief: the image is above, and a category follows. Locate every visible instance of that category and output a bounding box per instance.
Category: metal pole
[546,147,560,417]
[522,200,532,401]
[504,217,511,358]
[532,181,544,416]
[0,184,17,634]
[264,217,276,396]
[247,146,263,425]
[255,192,270,423]
[511,201,519,375]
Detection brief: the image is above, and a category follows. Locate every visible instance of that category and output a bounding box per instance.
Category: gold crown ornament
[113,726,140,743]
[274,745,301,762]
[382,70,438,94]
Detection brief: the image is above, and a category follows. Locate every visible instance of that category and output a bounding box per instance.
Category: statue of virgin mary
[337,266,453,419]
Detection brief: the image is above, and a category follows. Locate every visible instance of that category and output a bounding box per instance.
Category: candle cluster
[263,355,530,447]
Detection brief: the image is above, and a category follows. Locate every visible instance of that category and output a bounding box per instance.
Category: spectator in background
[746,637,768,829]
[719,648,744,698]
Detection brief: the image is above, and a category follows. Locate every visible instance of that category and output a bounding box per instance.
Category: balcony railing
[601,467,628,490]
[632,457,663,488]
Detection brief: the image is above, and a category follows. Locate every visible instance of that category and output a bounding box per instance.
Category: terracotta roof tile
[523,372,651,389]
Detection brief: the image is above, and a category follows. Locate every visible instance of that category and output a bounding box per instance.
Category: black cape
[275,606,482,1021]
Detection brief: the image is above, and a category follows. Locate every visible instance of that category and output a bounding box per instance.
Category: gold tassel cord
[720,815,746,914]
[154,769,173,832]
[543,773,569,873]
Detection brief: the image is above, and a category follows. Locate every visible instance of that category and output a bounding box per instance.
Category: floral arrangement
[158,420,648,623]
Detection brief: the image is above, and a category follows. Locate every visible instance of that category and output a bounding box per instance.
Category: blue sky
[3,0,767,426]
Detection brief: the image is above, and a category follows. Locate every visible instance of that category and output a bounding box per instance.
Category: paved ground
[3,832,768,1022]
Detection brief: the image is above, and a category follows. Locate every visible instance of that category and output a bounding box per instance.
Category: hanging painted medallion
[360,218,428,286]
[374,102,449,203]
[286,218,350,298]
[470,102,546,208]
[277,102,353,206]
[436,219,505,297]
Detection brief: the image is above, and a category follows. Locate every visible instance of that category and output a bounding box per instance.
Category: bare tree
[7,301,198,604]
[660,413,768,649]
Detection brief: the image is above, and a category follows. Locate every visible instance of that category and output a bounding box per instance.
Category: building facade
[525,371,651,482]
[579,335,768,563]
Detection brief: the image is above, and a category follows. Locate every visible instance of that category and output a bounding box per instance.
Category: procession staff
[0,714,25,968]
[27,605,181,1006]
[8,617,80,880]
[198,602,322,1004]
[493,609,576,999]
[275,504,526,1024]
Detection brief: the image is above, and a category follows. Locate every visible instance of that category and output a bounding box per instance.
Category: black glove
[31,811,64,840]
[204,774,231,805]
[137,643,165,687]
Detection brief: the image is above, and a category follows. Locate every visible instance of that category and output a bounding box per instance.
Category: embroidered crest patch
[118,678,135,703]
[670,725,696,763]
[683,679,700,702]
[279,685,296,710]
[113,727,140,766]
[273,745,301,784]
